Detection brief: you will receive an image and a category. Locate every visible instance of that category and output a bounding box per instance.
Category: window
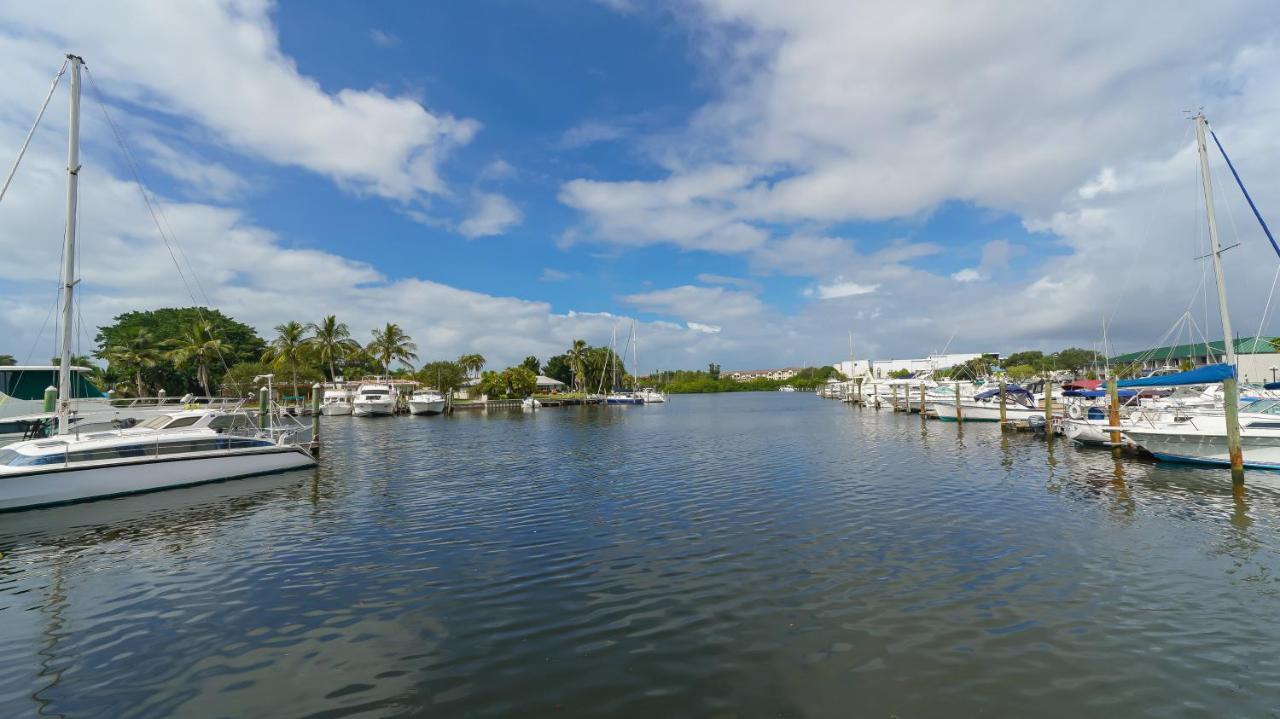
[164,416,201,429]
[138,416,172,429]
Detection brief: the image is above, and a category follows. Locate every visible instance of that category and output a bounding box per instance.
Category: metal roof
[1108,337,1278,364]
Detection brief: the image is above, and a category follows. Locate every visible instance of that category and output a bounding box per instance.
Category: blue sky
[2,1,1280,370]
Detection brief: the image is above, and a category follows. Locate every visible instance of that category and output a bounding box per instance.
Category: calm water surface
[2,393,1280,717]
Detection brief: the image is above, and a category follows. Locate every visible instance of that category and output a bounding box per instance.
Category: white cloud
[0,2,477,202]
[622,284,765,323]
[368,29,399,47]
[805,279,878,300]
[459,192,523,238]
[540,268,571,282]
[136,135,249,202]
[950,268,982,283]
[687,322,721,333]
[558,121,627,149]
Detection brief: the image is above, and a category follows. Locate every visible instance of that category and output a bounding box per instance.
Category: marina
[3,4,1280,717]
[4,393,1280,716]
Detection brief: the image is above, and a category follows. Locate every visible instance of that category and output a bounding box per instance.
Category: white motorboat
[521,397,541,410]
[0,407,315,511]
[409,390,447,415]
[930,384,1050,422]
[1125,399,1280,468]
[319,383,353,416]
[778,385,796,393]
[638,387,667,403]
[353,382,396,416]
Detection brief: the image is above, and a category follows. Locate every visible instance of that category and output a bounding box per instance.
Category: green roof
[1108,337,1278,365]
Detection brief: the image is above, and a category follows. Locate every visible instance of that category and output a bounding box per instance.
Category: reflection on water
[3,393,1280,717]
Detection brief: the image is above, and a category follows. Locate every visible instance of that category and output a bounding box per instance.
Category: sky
[1,0,1280,372]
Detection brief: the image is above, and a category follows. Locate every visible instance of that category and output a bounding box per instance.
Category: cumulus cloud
[459,193,523,238]
[0,2,477,202]
[540,268,571,282]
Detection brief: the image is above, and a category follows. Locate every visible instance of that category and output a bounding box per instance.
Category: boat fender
[1067,404,1083,419]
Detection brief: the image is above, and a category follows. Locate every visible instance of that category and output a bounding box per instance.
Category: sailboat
[604,324,643,404]
[0,55,315,511]
[1121,113,1272,469]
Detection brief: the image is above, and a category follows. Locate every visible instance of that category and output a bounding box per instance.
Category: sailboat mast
[1194,113,1236,366]
[57,55,83,435]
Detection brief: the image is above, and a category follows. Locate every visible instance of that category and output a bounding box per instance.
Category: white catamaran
[0,55,316,510]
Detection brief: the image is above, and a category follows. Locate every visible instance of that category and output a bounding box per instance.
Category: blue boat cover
[974,385,1031,400]
[1116,363,1235,387]
[1062,389,1138,398]
[1266,382,1280,391]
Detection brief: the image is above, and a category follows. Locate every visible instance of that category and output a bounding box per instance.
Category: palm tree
[0,354,15,366]
[103,328,161,397]
[568,339,587,393]
[306,315,359,380]
[457,353,486,379]
[263,321,310,393]
[166,321,227,396]
[369,323,418,374]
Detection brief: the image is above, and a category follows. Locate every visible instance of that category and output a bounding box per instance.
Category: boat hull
[0,447,316,511]
[1125,428,1280,469]
[320,403,352,416]
[352,400,395,416]
[931,401,1042,423]
[408,400,446,415]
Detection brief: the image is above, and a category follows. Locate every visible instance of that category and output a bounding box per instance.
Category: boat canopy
[1062,389,1138,398]
[974,385,1031,400]
[1062,379,1103,391]
[1116,363,1234,388]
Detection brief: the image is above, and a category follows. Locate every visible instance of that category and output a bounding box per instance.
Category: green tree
[166,321,227,396]
[415,361,467,394]
[102,327,163,397]
[0,354,15,366]
[520,355,541,375]
[543,353,573,386]
[369,323,419,373]
[263,321,311,393]
[1051,347,1103,373]
[96,308,263,394]
[708,362,720,380]
[457,353,486,379]
[306,315,360,380]
[568,339,587,392]
[1007,364,1037,381]
[220,362,322,399]
[505,366,537,397]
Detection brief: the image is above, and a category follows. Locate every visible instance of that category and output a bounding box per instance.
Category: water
[2,393,1279,717]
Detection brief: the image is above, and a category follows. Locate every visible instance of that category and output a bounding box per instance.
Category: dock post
[258,386,269,430]
[1224,376,1245,485]
[920,383,927,417]
[1107,377,1121,451]
[998,379,1008,429]
[855,377,863,405]
[954,382,962,424]
[892,384,899,412]
[1043,379,1053,437]
[311,383,322,458]
[43,386,56,413]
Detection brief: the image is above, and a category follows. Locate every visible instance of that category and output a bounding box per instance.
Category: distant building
[727,367,802,381]
[835,353,992,379]
[1108,337,1280,383]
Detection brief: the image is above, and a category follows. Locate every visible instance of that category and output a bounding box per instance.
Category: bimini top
[1117,363,1235,388]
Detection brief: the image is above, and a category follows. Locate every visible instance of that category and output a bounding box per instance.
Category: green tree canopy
[543,353,573,386]
[306,315,360,381]
[369,323,418,373]
[96,308,264,395]
[415,361,468,393]
[0,354,16,366]
[520,355,541,375]
[263,321,312,391]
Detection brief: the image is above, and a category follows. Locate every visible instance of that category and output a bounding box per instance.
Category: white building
[835,353,991,379]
